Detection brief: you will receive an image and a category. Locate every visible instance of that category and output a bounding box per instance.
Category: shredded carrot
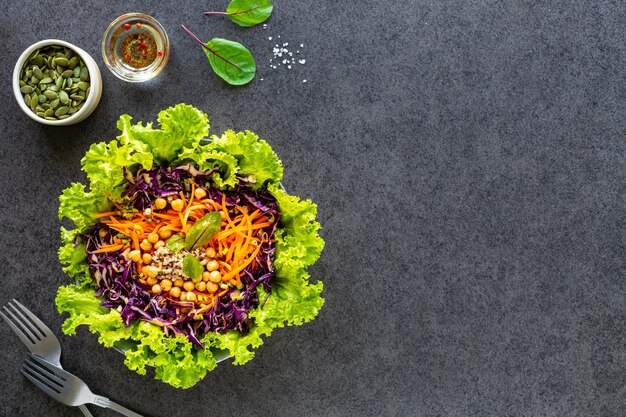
[93,244,125,253]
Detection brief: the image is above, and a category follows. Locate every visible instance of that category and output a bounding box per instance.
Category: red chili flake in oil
[119,31,158,68]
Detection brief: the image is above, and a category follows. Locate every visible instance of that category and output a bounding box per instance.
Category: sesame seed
[300,44,304,47]
[269,36,272,40]
[299,59,306,64]
[303,79,307,83]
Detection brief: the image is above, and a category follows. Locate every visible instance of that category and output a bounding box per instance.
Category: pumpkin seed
[66,78,73,88]
[33,55,44,67]
[44,109,55,117]
[36,112,45,117]
[55,57,69,66]
[43,90,58,100]
[35,106,45,112]
[26,70,33,78]
[68,106,78,114]
[69,56,79,68]
[24,94,31,107]
[20,85,34,94]
[73,66,81,78]
[38,95,46,104]
[28,49,39,60]
[55,77,63,89]
[33,67,43,79]
[45,116,57,121]
[31,76,39,84]
[49,99,59,109]
[59,91,69,104]
[30,93,39,111]
[55,106,69,116]
[77,82,88,91]
[61,69,74,78]
[39,77,52,84]
[64,49,73,60]
[19,80,26,87]
[47,85,58,92]
[58,114,71,119]
[80,67,89,81]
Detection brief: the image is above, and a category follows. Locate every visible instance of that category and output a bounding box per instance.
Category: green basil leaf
[204,38,256,86]
[182,254,204,280]
[166,234,186,252]
[226,0,273,27]
[185,212,222,251]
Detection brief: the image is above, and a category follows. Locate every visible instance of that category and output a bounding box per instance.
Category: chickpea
[206,282,219,294]
[209,270,222,283]
[195,281,207,292]
[161,279,173,292]
[202,271,211,282]
[194,188,207,199]
[140,239,152,251]
[152,284,162,294]
[153,240,165,249]
[206,260,219,272]
[171,199,185,212]
[142,253,152,264]
[147,277,158,286]
[174,279,184,288]
[183,281,195,292]
[186,292,197,302]
[158,228,172,239]
[143,265,159,278]
[154,198,167,210]
[205,247,216,258]
[169,287,181,298]
[129,250,141,263]
[147,233,159,244]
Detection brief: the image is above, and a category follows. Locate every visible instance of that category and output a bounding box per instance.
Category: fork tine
[21,366,62,397]
[27,354,67,381]
[0,307,37,346]
[11,299,51,338]
[7,300,46,340]
[23,357,65,387]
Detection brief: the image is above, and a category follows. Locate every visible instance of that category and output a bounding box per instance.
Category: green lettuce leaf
[208,130,283,189]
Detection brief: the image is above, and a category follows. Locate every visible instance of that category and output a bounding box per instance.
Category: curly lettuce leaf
[58,183,110,230]
[127,104,210,164]
[208,130,283,189]
[56,284,218,388]
[176,146,240,188]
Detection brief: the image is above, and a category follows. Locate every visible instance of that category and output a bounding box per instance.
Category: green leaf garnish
[182,254,204,280]
[204,0,274,27]
[166,234,186,252]
[181,25,256,86]
[184,212,222,251]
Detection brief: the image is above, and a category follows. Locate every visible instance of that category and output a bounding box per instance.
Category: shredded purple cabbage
[80,165,279,348]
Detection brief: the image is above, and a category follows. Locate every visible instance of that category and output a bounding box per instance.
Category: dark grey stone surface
[0,0,624,416]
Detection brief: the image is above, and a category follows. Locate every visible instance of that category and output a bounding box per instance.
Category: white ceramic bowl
[13,39,102,126]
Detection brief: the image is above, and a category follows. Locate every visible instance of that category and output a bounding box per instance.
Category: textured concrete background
[0,1,625,416]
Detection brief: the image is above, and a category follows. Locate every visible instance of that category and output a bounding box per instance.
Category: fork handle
[78,404,94,417]
[93,395,144,417]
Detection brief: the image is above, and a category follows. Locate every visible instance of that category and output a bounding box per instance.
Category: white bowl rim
[13,39,101,126]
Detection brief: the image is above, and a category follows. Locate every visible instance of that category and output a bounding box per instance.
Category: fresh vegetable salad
[57,104,324,388]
